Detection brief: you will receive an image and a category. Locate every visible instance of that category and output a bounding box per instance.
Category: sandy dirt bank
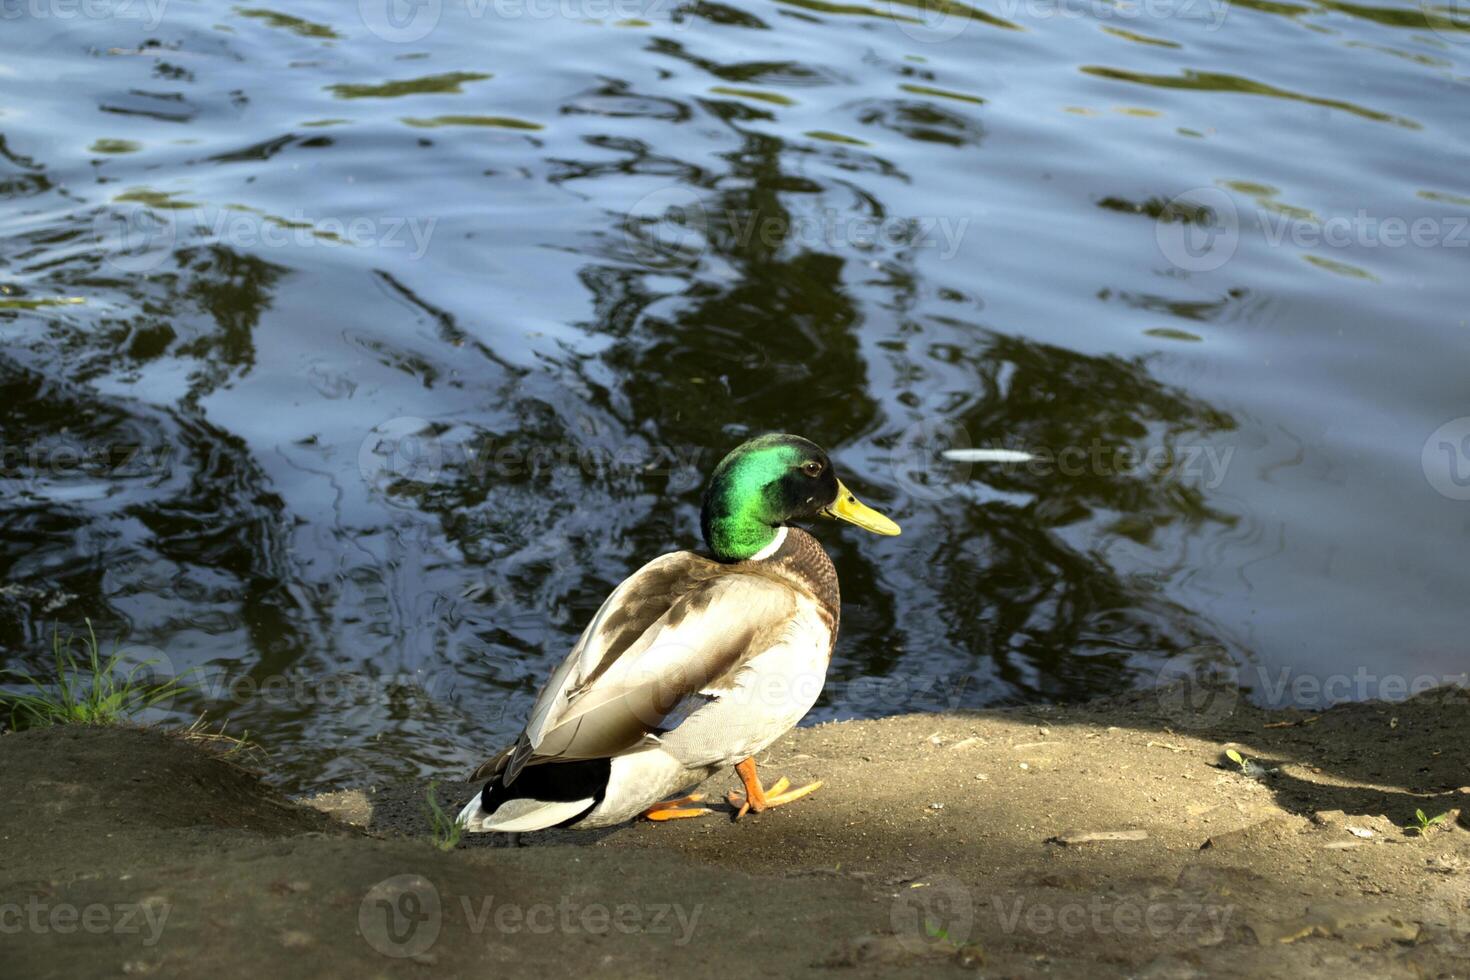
[4,684,1469,978]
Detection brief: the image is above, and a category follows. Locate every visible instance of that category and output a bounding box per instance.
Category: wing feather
[491,551,797,784]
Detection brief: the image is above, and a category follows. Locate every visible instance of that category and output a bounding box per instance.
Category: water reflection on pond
[2,0,1467,789]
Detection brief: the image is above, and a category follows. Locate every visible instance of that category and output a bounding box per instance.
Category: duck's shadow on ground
[345,777,749,847]
[322,684,1470,851]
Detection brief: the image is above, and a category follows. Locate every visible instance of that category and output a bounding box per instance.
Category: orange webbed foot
[641,793,713,822]
[725,758,823,819]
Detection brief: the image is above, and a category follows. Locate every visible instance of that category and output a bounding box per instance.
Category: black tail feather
[472,756,612,829]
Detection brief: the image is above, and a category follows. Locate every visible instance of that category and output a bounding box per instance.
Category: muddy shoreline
[4,684,1469,978]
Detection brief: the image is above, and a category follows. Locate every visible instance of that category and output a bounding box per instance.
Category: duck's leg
[725,757,823,819]
[641,793,713,821]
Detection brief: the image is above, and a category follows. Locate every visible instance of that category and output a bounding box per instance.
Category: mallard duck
[457,433,900,832]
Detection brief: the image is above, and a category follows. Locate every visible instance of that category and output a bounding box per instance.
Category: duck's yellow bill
[823,480,901,536]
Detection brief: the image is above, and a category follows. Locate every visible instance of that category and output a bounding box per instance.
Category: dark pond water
[3,0,1468,790]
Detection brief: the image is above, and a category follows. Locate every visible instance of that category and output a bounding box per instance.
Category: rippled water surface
[3,0,1468,789]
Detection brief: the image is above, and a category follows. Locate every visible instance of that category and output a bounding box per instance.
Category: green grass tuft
[1408,808,1449,836]
[0,620,192,731]
[424,779,464,851]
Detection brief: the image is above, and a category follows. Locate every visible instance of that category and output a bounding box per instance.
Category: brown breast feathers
[739,527,840,645]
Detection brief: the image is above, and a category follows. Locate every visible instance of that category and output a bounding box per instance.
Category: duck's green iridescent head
[699,433,900,562]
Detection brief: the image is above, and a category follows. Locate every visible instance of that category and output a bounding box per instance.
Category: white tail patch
[457,794,594,833]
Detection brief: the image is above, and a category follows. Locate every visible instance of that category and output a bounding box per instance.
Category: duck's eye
[802,460,822,477]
